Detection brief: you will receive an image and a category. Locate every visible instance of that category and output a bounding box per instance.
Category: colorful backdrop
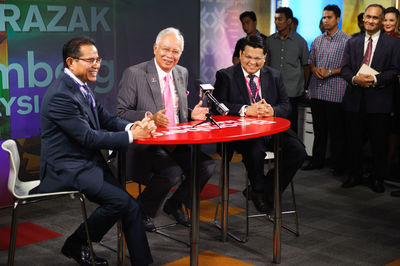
[0,0,200,207]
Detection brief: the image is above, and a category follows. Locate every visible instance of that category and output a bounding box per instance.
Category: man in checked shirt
[302,5,350,175]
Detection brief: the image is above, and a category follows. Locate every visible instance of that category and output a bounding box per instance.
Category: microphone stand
[192,113,221,129]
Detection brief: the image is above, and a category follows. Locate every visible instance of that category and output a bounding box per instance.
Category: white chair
[1,139,95,266]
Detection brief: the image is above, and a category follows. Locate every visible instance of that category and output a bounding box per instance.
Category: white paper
[357,64,380,76]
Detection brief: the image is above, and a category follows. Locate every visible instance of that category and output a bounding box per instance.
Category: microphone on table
[197,82,229,115]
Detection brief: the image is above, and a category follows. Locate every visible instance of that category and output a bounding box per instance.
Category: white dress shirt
[239,67,262,116]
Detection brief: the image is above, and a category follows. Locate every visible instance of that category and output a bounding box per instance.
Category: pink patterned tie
[163,75,175,126]
[361,37,372,66]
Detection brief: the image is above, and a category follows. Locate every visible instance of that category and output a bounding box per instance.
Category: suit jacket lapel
[172,68,187,122]
[63,73,99,129]
[370,32,384,69]
[86,86,100,129]
[356,33,366,70]
[260,67,272,102]
[234,65,252,105]
[146,60,164,111]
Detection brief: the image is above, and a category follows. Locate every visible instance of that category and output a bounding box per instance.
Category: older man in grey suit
[117,27,215,231]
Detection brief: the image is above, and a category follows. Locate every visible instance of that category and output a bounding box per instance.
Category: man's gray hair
[155,27,184,51]
[364,4,385,19]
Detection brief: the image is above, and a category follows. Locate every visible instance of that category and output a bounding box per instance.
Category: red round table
[130,115,290,265]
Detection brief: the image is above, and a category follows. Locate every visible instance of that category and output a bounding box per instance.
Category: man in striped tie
[213,35,306,214]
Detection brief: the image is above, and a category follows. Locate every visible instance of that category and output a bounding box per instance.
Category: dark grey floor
[1,157,400,266]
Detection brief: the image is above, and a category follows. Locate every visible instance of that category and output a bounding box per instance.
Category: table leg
[220,142,229,242]
[118,152,127,266]
[273,134,282,263]
[190,144,200,266]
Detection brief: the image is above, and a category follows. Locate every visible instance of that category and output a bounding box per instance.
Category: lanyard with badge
[244,76,261,104]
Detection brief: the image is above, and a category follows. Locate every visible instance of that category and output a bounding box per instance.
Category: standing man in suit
[117,27,215,231]
[341,4,400,193]
[213,35,306,214]
[31,37,155,266]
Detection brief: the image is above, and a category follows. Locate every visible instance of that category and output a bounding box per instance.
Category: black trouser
[70,168,153,266]
[133,145,215,217]
[310,99,346,171]
[345,110,390,181]
[233,130,306,198]
[289,96,302,133]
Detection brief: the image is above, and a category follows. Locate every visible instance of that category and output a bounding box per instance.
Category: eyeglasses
[74,57,103,65]
[160,46,181,56]
[242,53,265,62]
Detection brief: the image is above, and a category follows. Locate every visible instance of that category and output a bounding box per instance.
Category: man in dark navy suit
[213,35,306,214]
[31,37,155,266]
[340,4,400,193]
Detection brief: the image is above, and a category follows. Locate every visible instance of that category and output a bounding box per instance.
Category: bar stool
[2,139,95,266]
[214,151,299,243]
[134,179,190,247]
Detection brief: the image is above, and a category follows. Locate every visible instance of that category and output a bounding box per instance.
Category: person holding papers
[340,4,400,193]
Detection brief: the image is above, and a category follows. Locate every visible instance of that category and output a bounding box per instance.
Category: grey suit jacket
[117,59,189,123]
[116,59,190,180]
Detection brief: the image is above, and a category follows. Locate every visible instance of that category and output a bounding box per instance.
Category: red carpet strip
[0,222,62,250]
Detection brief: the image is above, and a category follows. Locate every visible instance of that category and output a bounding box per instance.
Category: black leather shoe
[61,239,108,266]
[249,191,273,214]
[163,199,191,227]
[342,176,362,188]
[391,190,400,197]
[369,180,385,193]
[142,215,156,232]
[332,169,345,176]
[242,186,253,200]
[301,162,323,171]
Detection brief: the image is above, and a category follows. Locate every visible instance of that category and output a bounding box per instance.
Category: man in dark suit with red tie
[213,35,306,214]
[32,37,155,266]
[341,4,400,193]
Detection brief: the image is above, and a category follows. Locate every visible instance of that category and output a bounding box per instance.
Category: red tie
[163,75,175,126]
[361,37,372,66]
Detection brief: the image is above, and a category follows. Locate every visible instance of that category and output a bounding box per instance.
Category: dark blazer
[341,31,400,113]
[213,63,291,118]
[35,72,129,195]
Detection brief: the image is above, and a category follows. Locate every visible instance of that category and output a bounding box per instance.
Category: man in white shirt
[34,36,155,266]
[213,35,306,214]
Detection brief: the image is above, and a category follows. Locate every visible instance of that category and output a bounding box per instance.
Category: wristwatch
[328,69,332,77]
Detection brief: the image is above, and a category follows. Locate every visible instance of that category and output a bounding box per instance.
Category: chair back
[1,139,40,198]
